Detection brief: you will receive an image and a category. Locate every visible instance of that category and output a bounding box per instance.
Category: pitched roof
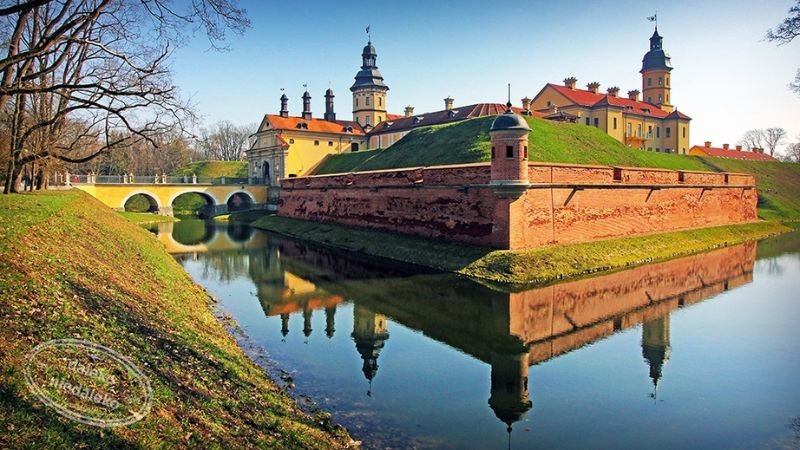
[369,103,544,135]
[546,83,683,119]
[263,114,365,136]
[689,145,778,161]
[665,109,691,120]
[386,113,404,121]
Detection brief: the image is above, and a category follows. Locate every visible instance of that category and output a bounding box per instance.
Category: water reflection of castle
[248,237,756,434]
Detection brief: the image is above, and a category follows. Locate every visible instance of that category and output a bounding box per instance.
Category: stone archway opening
[262,162,271,185]
[124,193,159,213]
[172,192,215,217]
[227,192,254,212]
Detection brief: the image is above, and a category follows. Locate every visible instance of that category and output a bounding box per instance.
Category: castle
[247,26,692,185]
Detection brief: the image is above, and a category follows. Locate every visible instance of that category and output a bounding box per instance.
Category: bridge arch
[225,190,257,211]
[121,190,161,212]
[167,190,221,207]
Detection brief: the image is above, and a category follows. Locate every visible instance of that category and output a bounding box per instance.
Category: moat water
[159,219,800,449]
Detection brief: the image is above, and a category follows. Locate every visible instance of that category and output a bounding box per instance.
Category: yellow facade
[352,88,388,128]
[642,69,673,112]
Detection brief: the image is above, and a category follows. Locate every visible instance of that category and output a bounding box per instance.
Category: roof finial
[366,25,371,43]
[647,11,658,31]
[506,83,512,112]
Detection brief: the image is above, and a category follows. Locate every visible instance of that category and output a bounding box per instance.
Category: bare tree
[739,129,766,151]
[766,0,800,94]
[195,120,255,161]
[786,139,800,163]
[764,127,788,156]
[0,0,249,193]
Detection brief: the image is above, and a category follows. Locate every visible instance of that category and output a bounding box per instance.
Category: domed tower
[350,39,389,129]
[488,343,533,439]
[642,314,672,394]
[641,27,674,112]
[351,303,389,396]
[489,102,531,197]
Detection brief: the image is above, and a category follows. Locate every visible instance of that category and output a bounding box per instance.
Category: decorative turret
[301,91,312,120]
[404,105,414,118]
[280,93,289,118]
[641,26,674,112]
[324,89,336,122]
[351,38,389,128]
[489,99,531,198]
[444,96,454,111]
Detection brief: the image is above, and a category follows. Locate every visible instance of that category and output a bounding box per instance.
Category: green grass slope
[314,116,710,175]
[696,157,800,221]
[0,190,352,449]
[171,160,248,178]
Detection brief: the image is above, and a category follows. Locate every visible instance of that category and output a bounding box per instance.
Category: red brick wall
[278,162,758,250]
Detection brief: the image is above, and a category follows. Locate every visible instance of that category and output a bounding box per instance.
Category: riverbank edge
[243,214,790,287]
[0,190,355,449]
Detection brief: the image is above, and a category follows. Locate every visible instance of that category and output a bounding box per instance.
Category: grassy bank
[0,191,353,449]
[250,215,789,287]
[117,211,178,225]
[314,116,711,175]
[171,160,248,178]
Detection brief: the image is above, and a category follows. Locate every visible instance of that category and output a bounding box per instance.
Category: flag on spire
[647,14,656,22]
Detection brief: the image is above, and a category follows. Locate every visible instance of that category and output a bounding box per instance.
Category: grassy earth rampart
[0,190,354,449]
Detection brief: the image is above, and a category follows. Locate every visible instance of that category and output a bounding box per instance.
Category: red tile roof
[386,113,404,121]
[547,84,691,120]
[689,145,778,161]
[264,115,365,136]
[369,103,544,135]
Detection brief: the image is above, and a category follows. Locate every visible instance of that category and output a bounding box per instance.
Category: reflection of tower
[302,307,313,343]
[280,313,290,339]
[351,303,389,396]
[488,344,533,444]
[642,314,671,394]
[325,306,336,339]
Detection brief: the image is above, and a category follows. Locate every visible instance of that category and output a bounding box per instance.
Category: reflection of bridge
[154,221,268,254]
[245,238,757,432]
[71,178,276,217]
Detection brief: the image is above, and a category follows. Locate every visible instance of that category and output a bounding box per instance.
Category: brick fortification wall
[278,162,758,250]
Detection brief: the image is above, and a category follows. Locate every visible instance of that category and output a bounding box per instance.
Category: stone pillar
[65,171,71,186]
[192,173,197,184]
[161,173,167,184]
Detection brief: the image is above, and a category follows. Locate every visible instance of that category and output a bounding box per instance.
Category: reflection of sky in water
[171,221,800,450]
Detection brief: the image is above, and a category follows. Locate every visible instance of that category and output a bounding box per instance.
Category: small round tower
[489,103,531,198]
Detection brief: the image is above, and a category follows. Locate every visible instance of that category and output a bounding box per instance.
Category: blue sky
[172,0,800,152]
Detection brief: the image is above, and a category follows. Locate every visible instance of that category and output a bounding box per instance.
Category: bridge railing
[54,172,257,186]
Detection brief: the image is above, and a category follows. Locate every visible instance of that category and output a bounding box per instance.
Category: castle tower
[279,93,289,118]
[642,314,672,391]
[488,346,533,437]
[640,27,674,112]
[325,306,336,339]
[324,88,336,122]
[301,90,312,120]
[489,102,531,196]
[350,39,389,129]
[351,303,389,396]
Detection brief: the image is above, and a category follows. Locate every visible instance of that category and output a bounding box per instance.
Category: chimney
[704,141,712,148]
[279,94,289,118]
[627,89,640,101]
[301,91,312,120]
[323,89,335,121]
[751,147,758,152]
[563,76,577,90]
[444,96,454,111]
[607,86,620,97]
[586,82,600,94]
[404,105,415,118]
[736,145,742,151]
[521,97,532,115]
[723,143,729,150]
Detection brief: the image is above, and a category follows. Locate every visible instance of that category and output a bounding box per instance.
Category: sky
[171,0,800,154]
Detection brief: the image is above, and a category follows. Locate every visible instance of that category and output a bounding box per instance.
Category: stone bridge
[65,174,278,217]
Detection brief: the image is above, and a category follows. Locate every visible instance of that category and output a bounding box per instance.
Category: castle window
[289,138,294,144]
[491,146,496,160]
[328,141,333,146]
[648,125,653,138]
[658,77,663,86]
[666,77,670,86]
[355,98,359,107]
[524,146,528,159]
[365,116,371,126]
[366,97,370,106]
[682,127,686,138]
[547,101,552,107]
[666,127,671,138]
[647,96,652,103]
[378,116,382,122]
[506,145,513,158]
[585,117,590,125]
[667,94,670,103]
[657,127,660,138]
[658,94,663,103]
[637,124,642,137]
[593,118,599,127]
[351,143,360,152]
[379,97,382,106]
[627,123,632,136]
[314,140,319,146]
[613,117,617,129]
[648,78,652,87]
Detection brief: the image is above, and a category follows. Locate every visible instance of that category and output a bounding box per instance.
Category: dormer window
[448,110,460,118]
[385,121,394,128]
[414,116,425,124]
